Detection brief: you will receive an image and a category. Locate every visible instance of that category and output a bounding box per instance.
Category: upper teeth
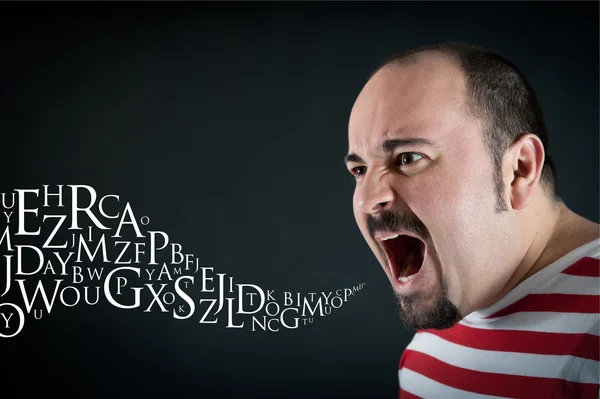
[382,234,399,241]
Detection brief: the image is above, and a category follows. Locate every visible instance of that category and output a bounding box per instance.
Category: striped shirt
[399,238,600,398]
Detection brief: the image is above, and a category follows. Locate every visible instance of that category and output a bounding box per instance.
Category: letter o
[0,303,25,338]
[331,296,343,309]
[265,301,280,316]
[60,286,81,307]
[162,291,176,305]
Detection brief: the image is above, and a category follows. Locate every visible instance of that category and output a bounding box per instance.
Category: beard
[395,278,461,330]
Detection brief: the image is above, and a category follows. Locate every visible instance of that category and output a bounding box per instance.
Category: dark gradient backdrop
[0,2,598,398]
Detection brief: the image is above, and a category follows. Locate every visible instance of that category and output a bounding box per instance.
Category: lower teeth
[398,253,416,283]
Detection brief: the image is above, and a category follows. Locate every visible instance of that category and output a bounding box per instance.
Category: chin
[395,285,462,330]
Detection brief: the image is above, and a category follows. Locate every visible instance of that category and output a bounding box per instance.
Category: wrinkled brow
[344,137,437,164]
[382,137,437,152]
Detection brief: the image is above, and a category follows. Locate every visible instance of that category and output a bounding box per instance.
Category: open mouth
[379,233,426,284]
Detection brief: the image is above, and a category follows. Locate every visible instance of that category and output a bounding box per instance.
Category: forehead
[348,53,472,155]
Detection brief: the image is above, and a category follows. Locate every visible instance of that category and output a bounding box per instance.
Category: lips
[378,233,426,285]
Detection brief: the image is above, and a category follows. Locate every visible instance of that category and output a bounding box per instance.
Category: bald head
[350,52,470,148]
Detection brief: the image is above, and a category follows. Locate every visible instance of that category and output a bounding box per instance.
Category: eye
[396,152,423,166]
[350,166,367,177]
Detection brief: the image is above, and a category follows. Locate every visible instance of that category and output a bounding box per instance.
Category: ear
[506,134,545,210]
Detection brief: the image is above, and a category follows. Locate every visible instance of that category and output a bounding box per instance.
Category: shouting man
[346,43,599,398]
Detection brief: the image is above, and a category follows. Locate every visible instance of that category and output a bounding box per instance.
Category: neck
[525,204,598,279]
[488,196,598,307]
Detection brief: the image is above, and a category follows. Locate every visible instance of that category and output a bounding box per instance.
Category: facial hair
[395,279,461,330]
[367,211,462,330]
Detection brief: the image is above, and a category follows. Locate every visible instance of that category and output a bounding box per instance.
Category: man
[345,43,599,398]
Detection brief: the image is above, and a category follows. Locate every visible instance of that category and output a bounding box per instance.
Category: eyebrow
[344,137,437,165]
[343,153,365,164]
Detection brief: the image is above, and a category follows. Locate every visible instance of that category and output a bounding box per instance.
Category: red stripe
[562,257,600,277]
[400,349,599,398]
[421,324,599,361]
[399,389,421,399]
[399,349,409,370]
[399,350,419,398]
[487,293,599,318]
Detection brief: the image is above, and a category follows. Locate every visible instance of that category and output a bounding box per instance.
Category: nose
[355,171,396,214]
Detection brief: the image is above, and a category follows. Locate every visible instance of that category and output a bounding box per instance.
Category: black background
[0,2,598,398]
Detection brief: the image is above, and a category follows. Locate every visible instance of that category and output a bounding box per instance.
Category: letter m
[301,298,324,317]
[76,235,108,263]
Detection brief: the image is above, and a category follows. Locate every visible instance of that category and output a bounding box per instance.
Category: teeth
[382,234,399,241]
[398,275,416,284]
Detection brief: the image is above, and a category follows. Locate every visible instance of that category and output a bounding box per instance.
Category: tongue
[400,252,419,277]
[397,236,423,278]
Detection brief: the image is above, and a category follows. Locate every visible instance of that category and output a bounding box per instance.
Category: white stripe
[564,352,600,386]
[408,332,599,383]
[399,368,509,399]
[465,241,599,320]
[462,311,600,336]
[536,274,599,295]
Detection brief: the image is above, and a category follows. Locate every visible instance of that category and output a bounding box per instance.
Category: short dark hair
[374,42,560,211]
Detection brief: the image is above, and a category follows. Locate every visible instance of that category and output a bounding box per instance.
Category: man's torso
[398,240,599,398]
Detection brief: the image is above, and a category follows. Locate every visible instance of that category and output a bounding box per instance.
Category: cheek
[404,155,498,263]
[409,148,496,226]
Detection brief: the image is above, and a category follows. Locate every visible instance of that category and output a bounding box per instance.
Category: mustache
[367,211,431,243]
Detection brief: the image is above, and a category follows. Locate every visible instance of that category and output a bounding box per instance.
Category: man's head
[346,43,559,330]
